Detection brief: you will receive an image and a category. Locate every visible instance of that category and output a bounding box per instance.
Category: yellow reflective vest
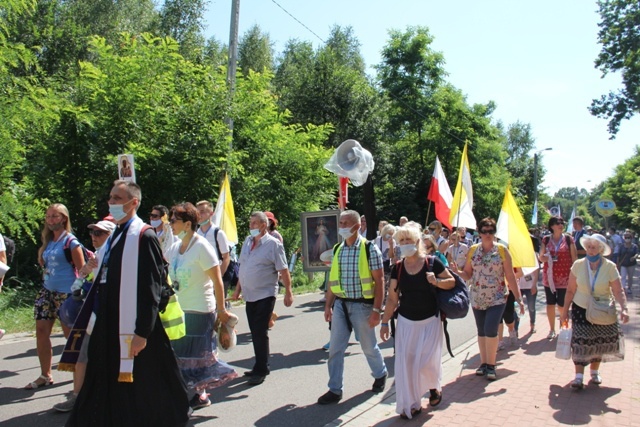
[328,238,373,299]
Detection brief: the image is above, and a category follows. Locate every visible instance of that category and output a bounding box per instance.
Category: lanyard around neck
[586,259,602,293]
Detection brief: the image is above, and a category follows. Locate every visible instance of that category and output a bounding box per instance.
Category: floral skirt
[171,312,238,391]
[571,303,624,366]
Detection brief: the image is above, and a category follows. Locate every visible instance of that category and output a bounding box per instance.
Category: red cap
[265,211,278,226]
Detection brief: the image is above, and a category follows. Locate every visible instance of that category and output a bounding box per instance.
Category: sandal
[399,408,422,420]
[25,375,53,390]
[429,389,442,407]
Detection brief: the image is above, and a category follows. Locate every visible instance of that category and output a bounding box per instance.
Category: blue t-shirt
[43,233,79,293]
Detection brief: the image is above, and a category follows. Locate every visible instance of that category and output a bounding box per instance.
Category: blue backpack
[426,256,470,320]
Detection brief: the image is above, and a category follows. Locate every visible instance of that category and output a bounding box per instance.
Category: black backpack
[63,235,93,271]
[3,235,15,265]
[213,227,239,286]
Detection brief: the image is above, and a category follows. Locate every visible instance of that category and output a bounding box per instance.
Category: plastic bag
[555,325,572,360]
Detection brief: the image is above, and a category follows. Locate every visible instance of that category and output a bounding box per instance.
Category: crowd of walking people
[3,183,637,424]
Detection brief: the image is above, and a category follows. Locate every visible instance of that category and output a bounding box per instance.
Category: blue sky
[203,0,640,196]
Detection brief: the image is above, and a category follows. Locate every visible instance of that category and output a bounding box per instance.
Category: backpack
[395,256,469,357]
[3,235,15,265]
[140,225,174,312]
[213,227,239,286]
[63,235,94,272]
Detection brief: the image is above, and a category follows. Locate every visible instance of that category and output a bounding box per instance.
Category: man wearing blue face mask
[232,211,293,386]
[317,210,387,405]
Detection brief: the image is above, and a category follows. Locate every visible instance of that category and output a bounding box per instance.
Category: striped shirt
[336,236,383,299]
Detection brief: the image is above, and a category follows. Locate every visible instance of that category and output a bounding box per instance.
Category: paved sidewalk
[332,290,640,427]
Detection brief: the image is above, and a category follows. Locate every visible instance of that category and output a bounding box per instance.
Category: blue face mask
[108,200,132,222]
[249,228,260,237]
[198,218,210,226]
[586,253,601,262]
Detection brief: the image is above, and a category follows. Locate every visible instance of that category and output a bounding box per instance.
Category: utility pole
[225,0,240,151]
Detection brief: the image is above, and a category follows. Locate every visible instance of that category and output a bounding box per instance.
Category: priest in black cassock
[66,180,189,427]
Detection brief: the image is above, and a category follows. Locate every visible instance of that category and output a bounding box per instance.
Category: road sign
[595,199,616,217]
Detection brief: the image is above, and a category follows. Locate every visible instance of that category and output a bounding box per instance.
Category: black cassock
[67,227,189,427]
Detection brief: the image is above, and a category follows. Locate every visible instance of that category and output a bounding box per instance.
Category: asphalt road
[0,292,479,427]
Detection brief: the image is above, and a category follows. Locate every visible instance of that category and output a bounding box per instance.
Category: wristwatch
[372,307,383,314]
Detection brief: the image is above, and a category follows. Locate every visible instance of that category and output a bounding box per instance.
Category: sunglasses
[169,218,183,224]
[89,229,107,237]
[149,213,161,219]
[479,229,496,235]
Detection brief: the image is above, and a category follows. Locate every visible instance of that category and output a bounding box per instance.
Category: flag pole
[425,200,432,229]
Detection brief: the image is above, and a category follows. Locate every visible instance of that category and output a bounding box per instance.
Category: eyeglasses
[169,218,183,224]
[479,229,496,235]
[89,230,108,237]
[149,213,161,219]
[428,228,436,232]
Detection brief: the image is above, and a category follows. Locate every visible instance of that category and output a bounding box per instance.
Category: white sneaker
[547,330,557,339]
[53,393,77,412]
[0,329,5,340]
[508,330,518,346]
[590,373,602,385]
[498,339,506,350]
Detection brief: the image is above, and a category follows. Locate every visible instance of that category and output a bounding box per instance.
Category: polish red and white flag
[427,156,453,230]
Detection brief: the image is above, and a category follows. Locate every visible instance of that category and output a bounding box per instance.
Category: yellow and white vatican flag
[211,173,238,244]
[496,184,537,268]
[449,143,477,230]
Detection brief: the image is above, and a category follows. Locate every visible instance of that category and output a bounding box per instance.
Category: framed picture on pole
[300,210,340,272]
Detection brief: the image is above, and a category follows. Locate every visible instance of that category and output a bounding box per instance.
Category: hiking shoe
[53,393,77,412]
[590,373,602,385]
[475,363,487,376]
[317,390,342,405]
[189,394,211,410]
[371,373,387,393]
[547,330,557,339]
[570,378,584,389]
[486,366,497,381]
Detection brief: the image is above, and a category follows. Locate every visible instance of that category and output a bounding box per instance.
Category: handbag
[586,295,617,325]
[584,261,617,325]
[555,325,572,360]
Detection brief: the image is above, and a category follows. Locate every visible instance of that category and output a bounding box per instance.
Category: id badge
[100,267,108,284]
[173,280,180,291]
[525,275,532,282]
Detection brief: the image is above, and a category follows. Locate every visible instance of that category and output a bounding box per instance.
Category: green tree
[590,0,640,137]
[238,24,274,76]
[156,0,206,60]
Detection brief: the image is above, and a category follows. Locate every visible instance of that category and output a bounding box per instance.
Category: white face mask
[338,226,356,240]
[383,233,392,241]
[150,219,162,228]
[399,244,417,258]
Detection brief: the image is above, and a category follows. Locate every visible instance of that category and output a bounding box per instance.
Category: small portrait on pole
[118,154,136,182]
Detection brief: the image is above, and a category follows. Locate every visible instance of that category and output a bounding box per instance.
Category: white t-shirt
[0,233,6,253]
[166,235,220,313]
[197,225,230,256]
[446,243,469,268]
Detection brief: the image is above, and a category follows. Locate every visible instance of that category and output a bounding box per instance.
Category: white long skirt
[394,313,444,419]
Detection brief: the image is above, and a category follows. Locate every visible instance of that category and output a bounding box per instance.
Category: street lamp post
[533,147,553,225]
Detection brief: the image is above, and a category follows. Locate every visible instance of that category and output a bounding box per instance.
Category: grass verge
[0,270,327,334]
